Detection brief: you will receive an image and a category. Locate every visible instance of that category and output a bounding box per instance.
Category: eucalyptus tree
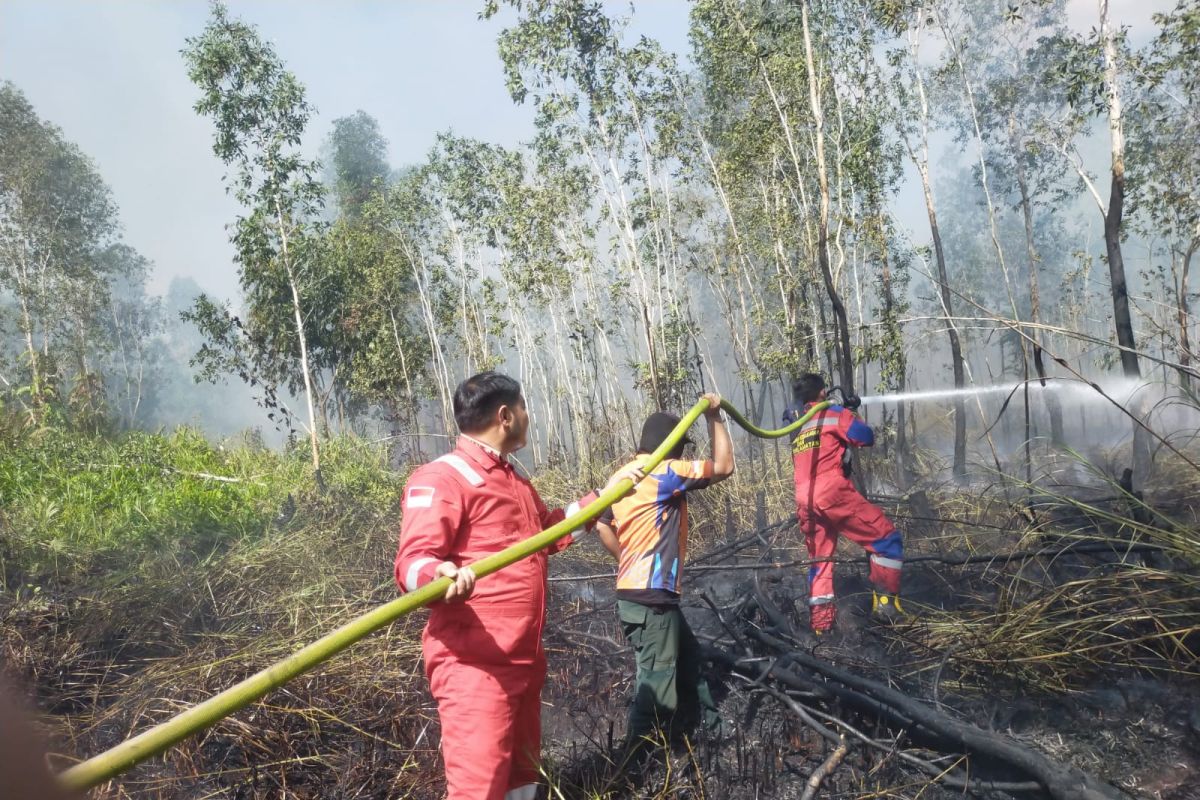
[683,3,817,412]
[454,136,604,461]
[866,208,913,484]
[325,188,430,434]
[1035,1,1141,381]
[874,0,969,479]
[932,3,1029,472]
[324,110,390,219]
[183,1,327,473]
[1128,1,1200,389]
[99,244,162,428]
[423,134,557,458]
[356,161,460,435]
[313,111,397,430]
[690,0,850,391]
[689,0,810,398]
[484,0,701,412]
[1029,0,1159,480]
[928,1,1073,463]
[798,0,856,397]
[0,81,119,416]
[965,2,1070,442]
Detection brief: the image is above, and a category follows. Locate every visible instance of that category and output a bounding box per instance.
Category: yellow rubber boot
[872,590,905,622]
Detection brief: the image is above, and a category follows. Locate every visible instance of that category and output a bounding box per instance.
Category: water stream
[859,376,1147,408]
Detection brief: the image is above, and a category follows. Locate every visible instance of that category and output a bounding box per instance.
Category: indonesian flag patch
[406,486,436,509]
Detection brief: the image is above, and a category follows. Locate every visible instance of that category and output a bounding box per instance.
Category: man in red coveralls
[783,373,904,634]
[395,371,640,800]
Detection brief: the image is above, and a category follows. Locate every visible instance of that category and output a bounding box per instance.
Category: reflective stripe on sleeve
[505,786,537,800]
[405,557,440,592]
[809,594,836,606]
[870,554,903,570]
[800,417,840,433]
[434,453,485,487]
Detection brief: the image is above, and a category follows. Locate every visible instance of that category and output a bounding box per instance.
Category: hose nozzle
[828,385,861,411]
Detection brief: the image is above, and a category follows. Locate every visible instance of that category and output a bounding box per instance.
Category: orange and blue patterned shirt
[599,456,714,606]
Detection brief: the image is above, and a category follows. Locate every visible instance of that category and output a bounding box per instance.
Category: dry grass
[894,450,1200,693]
[5,417,1200,798]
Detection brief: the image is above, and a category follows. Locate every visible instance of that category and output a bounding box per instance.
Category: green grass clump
[0,425,290,582]
[0,419,401,586]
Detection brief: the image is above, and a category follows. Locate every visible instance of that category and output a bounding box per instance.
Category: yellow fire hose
[59,398,831,792]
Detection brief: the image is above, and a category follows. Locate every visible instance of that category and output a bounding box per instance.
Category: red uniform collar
[457,435,510,472]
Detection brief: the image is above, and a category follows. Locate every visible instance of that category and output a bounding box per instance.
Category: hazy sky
[0,0,1174,301]
[0,1,690,299]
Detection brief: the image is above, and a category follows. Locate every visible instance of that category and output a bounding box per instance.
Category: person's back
[783,400,874,491]
[783,374,904,633]
[596,395,733,747]
[607,456,711,601]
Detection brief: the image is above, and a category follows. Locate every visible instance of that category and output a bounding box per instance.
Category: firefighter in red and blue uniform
[783,373,904,633]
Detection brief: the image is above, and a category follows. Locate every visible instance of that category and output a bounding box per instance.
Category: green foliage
[324,110,391,218]
[1128,1,1200,255]
[182,1,330,450]
[0,425,277,579]
[0,413,400,583]
[0,81,156,417]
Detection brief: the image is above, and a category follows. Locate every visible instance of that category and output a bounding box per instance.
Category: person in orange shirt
[595,394,734,748]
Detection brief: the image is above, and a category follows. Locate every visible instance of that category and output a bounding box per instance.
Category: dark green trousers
[617,599,720,742]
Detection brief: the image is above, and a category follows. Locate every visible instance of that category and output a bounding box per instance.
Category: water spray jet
[858,376,1147,408]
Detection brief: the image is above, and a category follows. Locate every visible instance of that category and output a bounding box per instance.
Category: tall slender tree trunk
[1010,117,1065,444]
[14,252,42,414]
[801,0,854,394]
[1174,244,1195,391]
[875,204,909,488]
[1099,0,1148,487]
[396,234,453,434]
[900,10,966,479]
[940,16,1030,484]
[1100,0,1139,381]
[274,199,322,477]
[18,289,39,405]
[917,163,967,480]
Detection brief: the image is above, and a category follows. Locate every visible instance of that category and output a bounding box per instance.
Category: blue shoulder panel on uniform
[657,465,687,498]
[827,404,846,413]
[873,530,903,559]
[847,417,875,447]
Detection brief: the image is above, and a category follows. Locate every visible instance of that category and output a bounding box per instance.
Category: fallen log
[739,628,1130,800]
[729,583,1131,800]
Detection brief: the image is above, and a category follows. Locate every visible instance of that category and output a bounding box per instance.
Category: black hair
[453,371,523,433]
[637,411,691,459]
[793,373,826,404]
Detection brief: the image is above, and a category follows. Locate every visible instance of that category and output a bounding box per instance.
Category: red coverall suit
[784,403,903,631]
[395,437,597,800]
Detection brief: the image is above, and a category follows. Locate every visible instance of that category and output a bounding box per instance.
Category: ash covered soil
[10,488,1199,799]
[532,511,1200,800]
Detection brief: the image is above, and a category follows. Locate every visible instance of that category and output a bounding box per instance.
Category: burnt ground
[7,488,1199,799]
[535,519,1200,800]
